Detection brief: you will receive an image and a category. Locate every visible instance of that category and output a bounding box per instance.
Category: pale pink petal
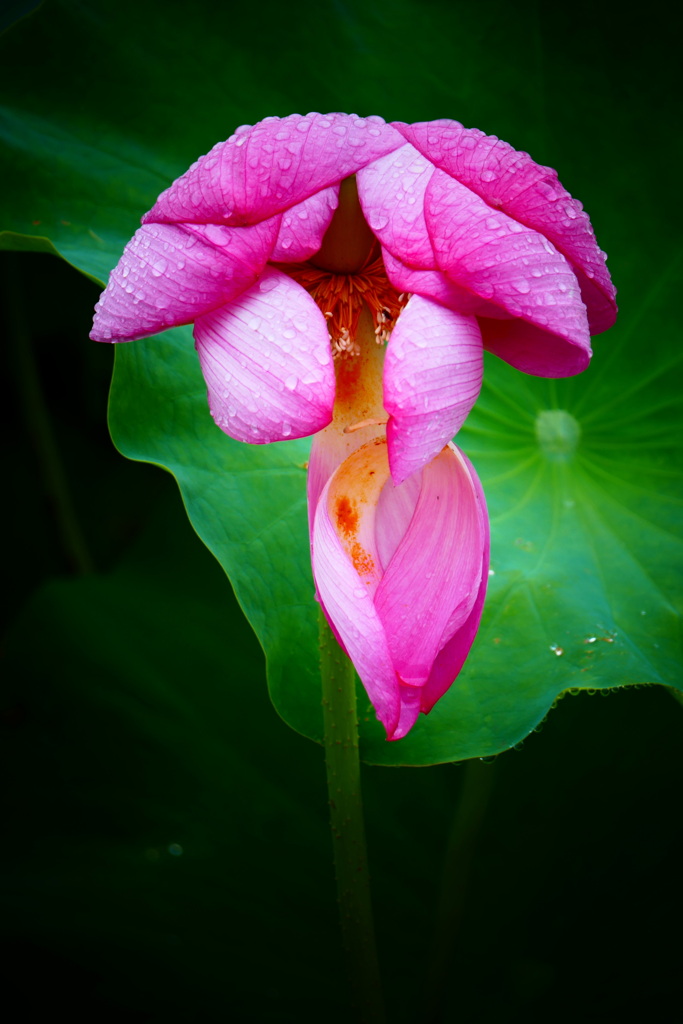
[193,268,334,443]
[356,143,436,267]
[394,119,617,333]
[420,448,489,713]
[425,169,592,375]
[384,296,484,483]
[307,422,385,538]
[271,185,339,261]
[391,688,422,742]
[312,442,401,737]
[374,471,422,572]
[374,446,485,687]
[382,248,510,319]
[90,219,278,343]
[143,113,403,227]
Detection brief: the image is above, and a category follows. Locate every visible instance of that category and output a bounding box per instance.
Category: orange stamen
[277,248,409,358]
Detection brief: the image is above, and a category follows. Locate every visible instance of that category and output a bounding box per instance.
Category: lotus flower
[91,111,616,739]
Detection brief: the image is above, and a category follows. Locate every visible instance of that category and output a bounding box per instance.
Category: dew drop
[151,258,167,277]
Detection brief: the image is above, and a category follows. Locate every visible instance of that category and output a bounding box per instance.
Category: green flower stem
[420,758,497,1024]
[319,610,385,1023]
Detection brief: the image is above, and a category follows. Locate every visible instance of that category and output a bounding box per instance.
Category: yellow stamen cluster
[280,251,409,359]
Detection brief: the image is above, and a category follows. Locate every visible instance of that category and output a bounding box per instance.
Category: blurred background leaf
[1,0,682,1019]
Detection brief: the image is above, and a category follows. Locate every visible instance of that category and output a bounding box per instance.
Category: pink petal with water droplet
[419,448,489,713]
[375,446,485,689]
[271,185,340,261]
[384,296,483,482]
[425,169,592,376]
[143,113,403,227]
[312,439,487,741]
[193,267,334,443]
[90,219,278,343]
[356,143,436,267]
[393,119,617,333]
[382,248,510,319]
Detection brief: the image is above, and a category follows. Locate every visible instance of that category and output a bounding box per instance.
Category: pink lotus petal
[420,448,489,713]
[480,316,591,376]
[382,248,510,319]
[311,437,488,741]
[90,219,278,343]
[391,688,422,741]
[374,471,422,572]
[393,119,616,333]
[425,169,592,374]
[193,267,334,443]
[356,143,436,267]
[143,113,403,228]
[313,440,401,737]
[271,185,339,261]
[374,445,485,687]
[384,296,484,483]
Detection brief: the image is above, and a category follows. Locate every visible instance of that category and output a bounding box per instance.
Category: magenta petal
[271,185,339,262]
[382,248,509,319]
[425,169,592,374]
[384,296,483,483]
[193,268,334,443]
[143,113,403,227]
[374,445,485,688]
[480,316,591,376]
[393,119,617,333]
[420,449,489,713]
[356,143,436,268]
[90,219,278,343]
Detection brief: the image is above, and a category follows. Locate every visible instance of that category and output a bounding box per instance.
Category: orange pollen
[277,250,409,358]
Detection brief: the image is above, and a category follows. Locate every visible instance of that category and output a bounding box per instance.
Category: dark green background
[2,1,681,1020]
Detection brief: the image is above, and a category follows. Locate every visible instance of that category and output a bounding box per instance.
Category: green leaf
[1,0,681,765]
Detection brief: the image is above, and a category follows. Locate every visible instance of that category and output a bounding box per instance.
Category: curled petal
[313,439,401,737]
[90,219,278,343]
[194,268,334,443]
[312,438,487,740]
[426,169,592,375]
[375,445,485,688]
[384,296,484,483]
[382,248,509,319]
[356,143,436,267]
[480,317,589,376]
[271,185,339,262]
[143,113,403,227]
[393,119,617,333]
[419,449,489,714]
